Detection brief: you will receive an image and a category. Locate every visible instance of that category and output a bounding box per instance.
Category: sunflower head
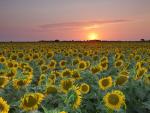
[45,85,57,95]
[0,76,9,88]
[61,79,73,93]
[135,67,147,80]
[65,86,82,109]
[80,83,90,94]
[78,61,87,70]
[71,70,81,80]
[0,97,10,113]
[20,93,44,111]
[115,75,128,86]
[98,76,112,90]
[103,90,125,110]
[91,65,101,74]
[115,60,124,68]
[62,69,72,78]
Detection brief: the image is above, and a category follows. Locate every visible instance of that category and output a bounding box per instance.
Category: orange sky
[0,0,150,41]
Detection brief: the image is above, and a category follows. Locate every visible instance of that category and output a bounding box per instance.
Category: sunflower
[103,90,125,110]
[65,86,82,109]
[20,93,44,111]
[72,58,80,66]
[115,60,124,68]
[119,70,129,76]
[61,79,73,93]
[115,75,128,86]
[100,61,108,71]
[98,76,112,90]
[17,52,24,58]
[78,61,87,70]
[0,76,9,88]
[6,68,17,78]
[80,83,90,94]
[91,65,101,74]
[60,111,67,113]
[47,51,54,59]
[0,97,10,113]
[48,60,56,70]
[40,64,48,73]
[59,60,67,68]
[144,74,150,85]
[71,70,81,80]
[45,85,57,95]
[13,78,31,90]
[61,69,72,78]
[0,56,6,64]
[135,67,147,80]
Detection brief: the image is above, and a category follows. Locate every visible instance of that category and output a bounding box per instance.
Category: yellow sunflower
[135,67,147,80]
[45,85,57,95]
[103,90,125,110]
[20,93,44,111]
[13,78,32,90]
[91,65,101,74]
[60,111,67,113]
[0,76,9,88]
[78,60,87,70]
[61,69,72,78]
[80,83,90,94]
[115,75,128,86]
[61,79,73,93]
[59,60,66,68]
[98,76,112,90]
[65,86,82,109]
[115,60,124,68]
[0,97,10,113]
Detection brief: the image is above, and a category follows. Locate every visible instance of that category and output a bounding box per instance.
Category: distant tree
[54,40,60,42]
[140,39,145,41]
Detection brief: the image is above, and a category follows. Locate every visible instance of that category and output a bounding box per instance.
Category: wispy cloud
[39,19,129,31]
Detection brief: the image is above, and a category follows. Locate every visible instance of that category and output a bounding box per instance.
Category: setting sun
[88,32,99,40]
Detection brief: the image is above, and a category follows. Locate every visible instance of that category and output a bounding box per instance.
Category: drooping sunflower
[115,75,128,86]
[80,83,90,94]
[0,97,10,113]
[20,93,44,111]
[135,67,147,80]
[98,76,112,90]
[65,86,82,109]
[61,79,73,93]
[45,85,57,95]
[0,76,9,89]
[103,90,125,110]
[144,74,150,86]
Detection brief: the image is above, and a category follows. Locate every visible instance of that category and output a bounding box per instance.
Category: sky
[0,0,150,41]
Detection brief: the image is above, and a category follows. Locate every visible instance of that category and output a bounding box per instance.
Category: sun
[88,32,99,40]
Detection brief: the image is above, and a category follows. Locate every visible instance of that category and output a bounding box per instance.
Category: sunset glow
[88,32,99,40]
[0,0,150,41]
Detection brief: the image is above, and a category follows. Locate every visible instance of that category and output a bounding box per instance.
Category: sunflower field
[0,41,150,113]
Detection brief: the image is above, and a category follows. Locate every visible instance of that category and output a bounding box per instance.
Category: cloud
[39,19,129,31]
